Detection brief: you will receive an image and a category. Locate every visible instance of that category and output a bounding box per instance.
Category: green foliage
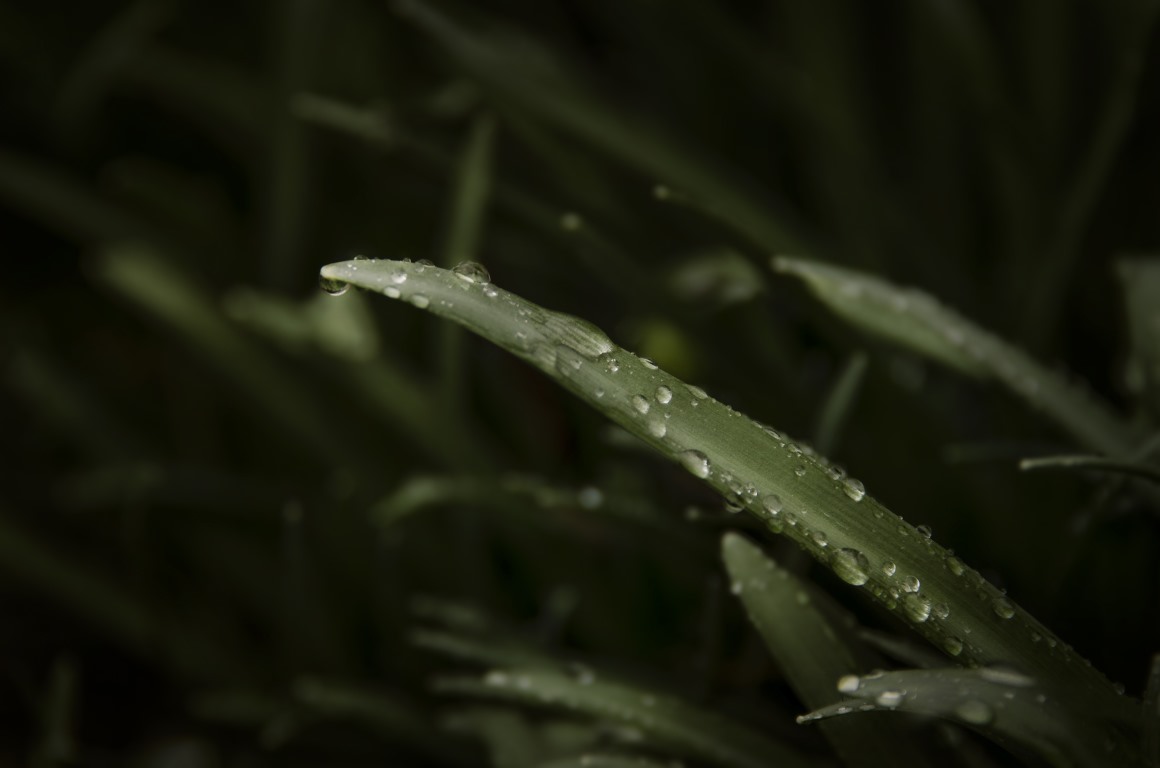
[2,1,1160,767]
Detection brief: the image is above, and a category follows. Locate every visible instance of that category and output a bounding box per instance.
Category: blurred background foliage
[1,0,1159,765]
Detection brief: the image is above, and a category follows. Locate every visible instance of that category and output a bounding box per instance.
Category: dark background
[1,1,1159,765]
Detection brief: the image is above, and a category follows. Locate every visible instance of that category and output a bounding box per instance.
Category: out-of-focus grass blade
[35,656,78,767]
[413,628,559,672]
[394,1,804,254]
[224,287,491,470]
[96,243,355,466]
[371,473,672,534]
[775,257,1142,457]
[798,667,1113,768]
[1144,654,1160,766]
[442,707,542,768]
[434,668,813,768]
[721,533,932,768]
[292,678,466,765]
[1019,455,1160,485]
[319,257,1139,751]
[1118,259,1160,419]
[813,351,869,456]
[537,756,680,768]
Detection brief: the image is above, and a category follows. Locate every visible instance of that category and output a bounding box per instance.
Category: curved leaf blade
[774,257,1142,457]
[320,257,1138,749]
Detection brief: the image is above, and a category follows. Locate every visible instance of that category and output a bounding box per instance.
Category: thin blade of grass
[442,707,543,768]
[721,533,934,768]
[813,351,869,456]
[774,257,1142,457]
[797,667,1111,768]
[434,669,813,768]
[1118,259,1160,419]
[1019,455,1160,485]
[320,257,1139,747]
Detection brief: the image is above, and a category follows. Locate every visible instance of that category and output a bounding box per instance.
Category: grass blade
[320,257,1139,752]
[1118,259,1160,419]
[797,667,1113,767]
[813,351,869,456]
[1019,455,1160,485]
[434,668,812,768]
[721,533,934,768]
[774,256,1143,457]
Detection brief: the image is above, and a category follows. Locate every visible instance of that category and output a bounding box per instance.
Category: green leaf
[1019,454,1160,485]
[721,533,933,768]
[434,668,812,768]
[797,667,1117,768]
[775,256,1143,457]
[320,257,1139,754]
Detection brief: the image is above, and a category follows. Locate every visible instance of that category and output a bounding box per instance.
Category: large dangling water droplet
[678,450,711,478]
[830,548,871,586]
[842,477,865,501]
[320,276,348,295]
[655,385,673,404]
[452,261,491,284]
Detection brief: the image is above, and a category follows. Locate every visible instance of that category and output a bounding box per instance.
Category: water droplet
[784,512,799,527]
[932,602,950,620]
[916,524,932,539]
[577,486,603,509]
[794,465,807,478]
[678,450,711,478]
[385,286,401,299]
[992,597,1015,619]
[978,666,1035,687]
[730,580,743,595]
[641,357,659,370]
[603,356,620,373]
[901,575,920,593]
[631,394,651,414]
[655,385,673,404]
[943,636,964,656]
[648,415,668,439]
[842,477,865,501]
[389,271,407,285]
[416,258,434,267]
[760,494,783,517]
[903,593,932,623]
[810,530,828,548]
[882,561,897,577]
[946,556,965,576]
[560,212,583,231]
[483,285,498,298]
[830,548,870,586]
[688,384,708,400]
[452,260,491,284]
[837,674,861,694]
[569,663,595,685]
[955,699,993,725]
[410,294,430,309]
[876,690,905,708]
[320,276,348,295]
[555,345,585,377]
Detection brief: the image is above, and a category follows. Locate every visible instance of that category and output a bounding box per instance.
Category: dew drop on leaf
[876,690,905,708]
[837,674,861,693]
[631,394,651,414]
[842,477,865,501]
[992,597,1016,619]
[655,385,673,404]
[830,548,870,586]
[760,494,783,517]
[901,575,921,593]
[640,357,659,370]
[903,593,932,623]
[451,260,491,284]
[944,636,964,656]
[677,450,711,478]
[320,276,348,295]
[410,294,430,309]
[882,561,897,577]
